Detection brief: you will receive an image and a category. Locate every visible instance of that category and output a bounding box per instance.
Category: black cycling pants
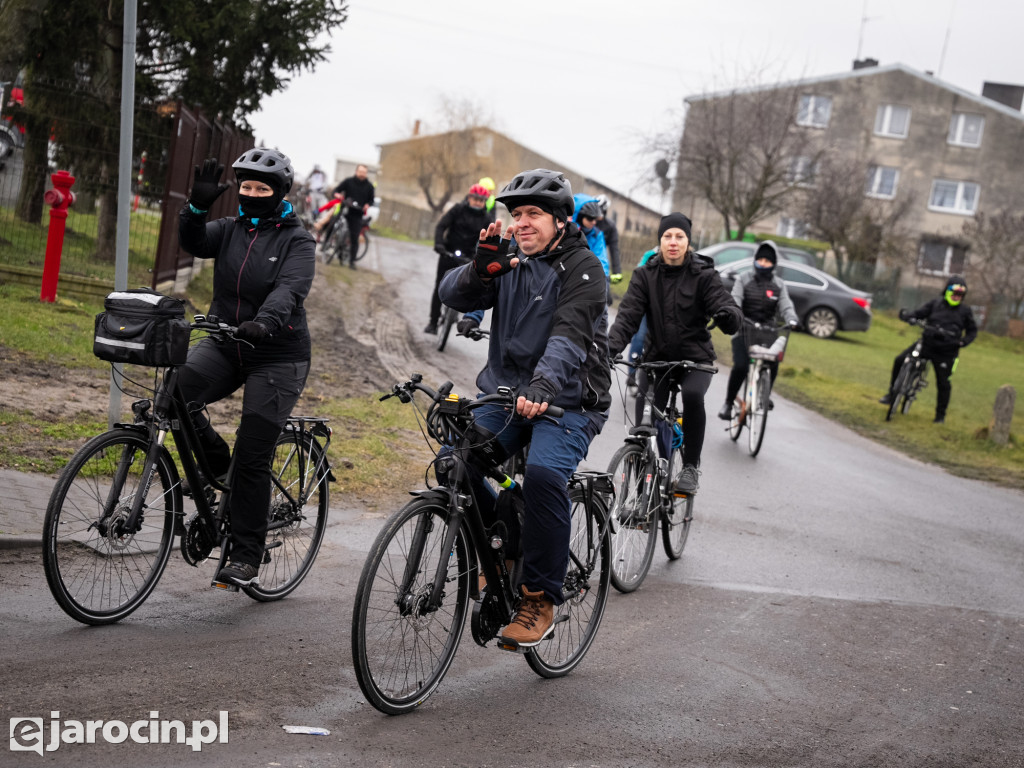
[429,251,465,326]
[726,334,779,404]
[635,367,713,467]
[176,340,310,567]
[889,346,956,418]
[345,212,363,264]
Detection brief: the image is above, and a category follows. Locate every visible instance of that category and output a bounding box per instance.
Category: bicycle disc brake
[181,515,215,566]
[471,592,506,647]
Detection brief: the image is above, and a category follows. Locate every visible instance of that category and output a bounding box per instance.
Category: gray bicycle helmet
[495,169,574,220]
[578,200,602,220]
[232,147,294,194]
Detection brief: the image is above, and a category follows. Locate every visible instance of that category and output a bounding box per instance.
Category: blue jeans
[465,403,599,605]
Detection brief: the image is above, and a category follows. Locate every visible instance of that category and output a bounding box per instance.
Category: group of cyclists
[178,149,977,651]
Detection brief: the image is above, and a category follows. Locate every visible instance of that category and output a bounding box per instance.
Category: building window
[918,239,967,277]
[929,179,979,214]
[947,113,984,147]
[788,155,817,185]
[874,104,911,138]
[865,165,899,199]
[797,95,832,128]
[777,217,808,239]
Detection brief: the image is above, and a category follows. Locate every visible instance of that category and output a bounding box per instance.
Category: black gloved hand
[236,321,268,344]
[713,309,739,335]
[188,158,229,211]
[456,316,479,335]
[898,308,910,321]
[474,234,516,279]
[516,384,553,408]
[433,244,448,256]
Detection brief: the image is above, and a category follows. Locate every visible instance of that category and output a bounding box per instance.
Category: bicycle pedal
[210,579,240,592]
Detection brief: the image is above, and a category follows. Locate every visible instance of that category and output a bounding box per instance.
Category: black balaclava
[236,173,286,219]
[753,241,778,279]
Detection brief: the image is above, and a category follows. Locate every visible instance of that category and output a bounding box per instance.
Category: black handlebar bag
[93,289,189,366]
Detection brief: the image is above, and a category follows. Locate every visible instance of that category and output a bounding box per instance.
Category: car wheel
[805,307,839,339]
[0,126,15,161]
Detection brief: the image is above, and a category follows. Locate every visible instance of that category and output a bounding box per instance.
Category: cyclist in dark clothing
[439,168,610,650]
[177,148,316,587]
[595,194,622,282]
[880,275,977,423]
[331,164,375,268]
[718,241,799,420]
[424,184,495,333]
[608,212,742,494]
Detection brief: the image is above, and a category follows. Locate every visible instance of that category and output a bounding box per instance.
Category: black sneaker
[423,323,438,334]
[216,561,259,586]
[933,416,945,424]
[768,398,775,411]
[879,393,893,405]
[717,403,732,420]
[673,465,700,495]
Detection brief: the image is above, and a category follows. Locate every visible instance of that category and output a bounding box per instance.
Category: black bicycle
[435,250,469,352]
[885,317,946,421]
[320,209,351,265]
[42,317,333,625]
[606,358,717,592]
[351,375,613,714]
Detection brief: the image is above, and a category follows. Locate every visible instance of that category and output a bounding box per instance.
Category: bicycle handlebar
[611,357,718,376]
[381,375,564,418]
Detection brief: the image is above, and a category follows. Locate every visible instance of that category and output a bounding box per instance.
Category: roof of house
[684,62,1024,124]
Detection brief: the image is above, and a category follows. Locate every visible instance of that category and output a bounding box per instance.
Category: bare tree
[405,96,494,218]
[800,152,915,282]
[675,80,814,240]
[961,211,1024,320]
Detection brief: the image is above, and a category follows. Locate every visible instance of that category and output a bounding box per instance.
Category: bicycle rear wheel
[748,368,772,457]
[244,429,330,601]
[606,443,659,593]
[351,497,471,714]
[354,227,370,261]
[526,483,611,678]
[322,218,350,265]
[42,430,178,625]
[662,447,693,559]
[728,397,743,441]
[436,305,457,352]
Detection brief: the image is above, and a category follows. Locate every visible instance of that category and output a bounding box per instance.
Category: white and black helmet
[495,169,574,220]
[232,147,294,194]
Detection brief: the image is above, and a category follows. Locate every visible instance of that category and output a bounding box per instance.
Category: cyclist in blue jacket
[439,169,610,649]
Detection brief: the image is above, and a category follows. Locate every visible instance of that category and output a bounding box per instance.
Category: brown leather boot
[499,586,554,647]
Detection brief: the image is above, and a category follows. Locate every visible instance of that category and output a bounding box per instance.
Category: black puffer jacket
[434,199,495,257]
[905,298,978,357]
[609,251,742,363]
[178,204,316,364]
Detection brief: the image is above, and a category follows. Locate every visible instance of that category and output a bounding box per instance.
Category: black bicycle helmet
[495,169,574,220]
[578,200,602,220]
[232,147,294,194]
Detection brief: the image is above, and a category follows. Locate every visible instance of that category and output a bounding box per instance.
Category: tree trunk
[94,164,117,262]
[92,16,121,262]
[14,122,47,224]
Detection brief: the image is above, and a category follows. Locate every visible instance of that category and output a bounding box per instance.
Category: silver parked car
[698,240,818,268]
[716,259,872,339]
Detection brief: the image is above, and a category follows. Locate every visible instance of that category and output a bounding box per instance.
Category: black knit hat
[658,212,692,240]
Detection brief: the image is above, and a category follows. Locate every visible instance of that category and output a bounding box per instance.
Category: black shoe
[717,403,732,421]
[216,561,259,586]
[933,416,945,424]
[348,262,357,270]
[423,323,437,334]
[673,465,700,495]
[768,398,775,411]
[879,393,893,405]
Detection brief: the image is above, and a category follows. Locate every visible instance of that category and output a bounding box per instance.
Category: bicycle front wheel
[244,429,330,601]
[662,447,693,560]
[436,305,457,352]
[354,227,370,261]
[526,484,611,678]
[42,430,178,625]
[351,497,471,714]
[728,397,743,441]
[606,443,658,593]
[748,368,772,457]
[886,362,912,421]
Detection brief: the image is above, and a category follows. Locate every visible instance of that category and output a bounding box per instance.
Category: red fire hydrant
[40,170,76,303]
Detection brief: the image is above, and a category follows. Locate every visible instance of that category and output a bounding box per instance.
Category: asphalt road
[2,237,1022,767]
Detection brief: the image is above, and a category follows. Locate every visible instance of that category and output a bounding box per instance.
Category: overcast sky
[250,0,1023,211]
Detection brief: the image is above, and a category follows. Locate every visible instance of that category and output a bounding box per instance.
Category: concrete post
[990,385,1016,447]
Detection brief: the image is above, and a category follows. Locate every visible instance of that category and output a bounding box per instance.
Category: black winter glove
[898,308,911,321]
[236,321,268,344]
[188,158,229,211]
[516,385,553,408]
[433,244,448,256]
[473,234,516,279]
[456,316,479,335]
[714,309,739,335]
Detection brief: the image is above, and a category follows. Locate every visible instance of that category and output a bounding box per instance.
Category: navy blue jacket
[439,223,611,429]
